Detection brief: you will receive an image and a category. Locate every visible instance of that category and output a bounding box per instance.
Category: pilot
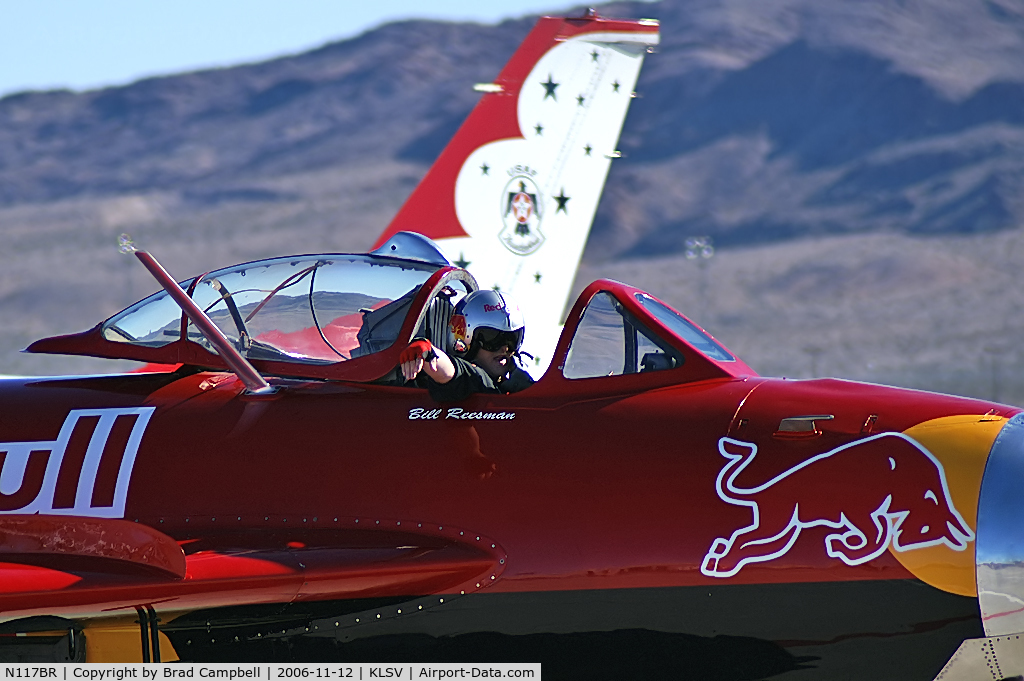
[400,290,534,400]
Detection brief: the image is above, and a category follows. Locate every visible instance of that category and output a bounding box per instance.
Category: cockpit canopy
[28,241,478,382]
[102,255,443,364]
[28,233,752,385]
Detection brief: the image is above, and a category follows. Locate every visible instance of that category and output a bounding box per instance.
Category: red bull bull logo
[702,433,974,578]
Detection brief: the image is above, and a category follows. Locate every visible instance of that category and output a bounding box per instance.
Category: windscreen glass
[564,293,625,379]
[563,292,684,379]
[101,279,195,347]
[635,293,734,362]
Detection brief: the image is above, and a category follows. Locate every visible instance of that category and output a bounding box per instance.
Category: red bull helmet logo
[702,433,974,578]
[450,314,469,353]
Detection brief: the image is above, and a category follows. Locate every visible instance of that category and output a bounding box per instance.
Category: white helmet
[449,290,525,358]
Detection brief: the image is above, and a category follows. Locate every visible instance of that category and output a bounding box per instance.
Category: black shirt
[426,357,535,402]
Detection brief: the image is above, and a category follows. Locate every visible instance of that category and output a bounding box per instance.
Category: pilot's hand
[400,339,437,381]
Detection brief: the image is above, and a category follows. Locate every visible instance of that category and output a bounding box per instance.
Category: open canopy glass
[102,255,440,366]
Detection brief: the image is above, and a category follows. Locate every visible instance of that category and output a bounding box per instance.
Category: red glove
[400,339,435,364]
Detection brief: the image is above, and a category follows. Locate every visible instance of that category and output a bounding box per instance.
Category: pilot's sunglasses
[476,328,524,353]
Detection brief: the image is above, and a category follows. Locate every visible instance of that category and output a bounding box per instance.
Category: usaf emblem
[500,175,544,255]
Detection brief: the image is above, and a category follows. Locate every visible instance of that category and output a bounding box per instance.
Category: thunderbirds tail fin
[374,11,659,375]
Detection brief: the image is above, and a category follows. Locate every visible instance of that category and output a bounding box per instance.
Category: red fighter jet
[2,11,1024,681]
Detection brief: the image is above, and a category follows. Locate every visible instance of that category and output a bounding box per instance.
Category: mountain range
[2,0,1023,403]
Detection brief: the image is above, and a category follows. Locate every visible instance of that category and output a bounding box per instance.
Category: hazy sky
[0,1,629,98]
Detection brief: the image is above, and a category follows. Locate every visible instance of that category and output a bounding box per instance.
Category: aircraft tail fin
[374,11,659,375]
